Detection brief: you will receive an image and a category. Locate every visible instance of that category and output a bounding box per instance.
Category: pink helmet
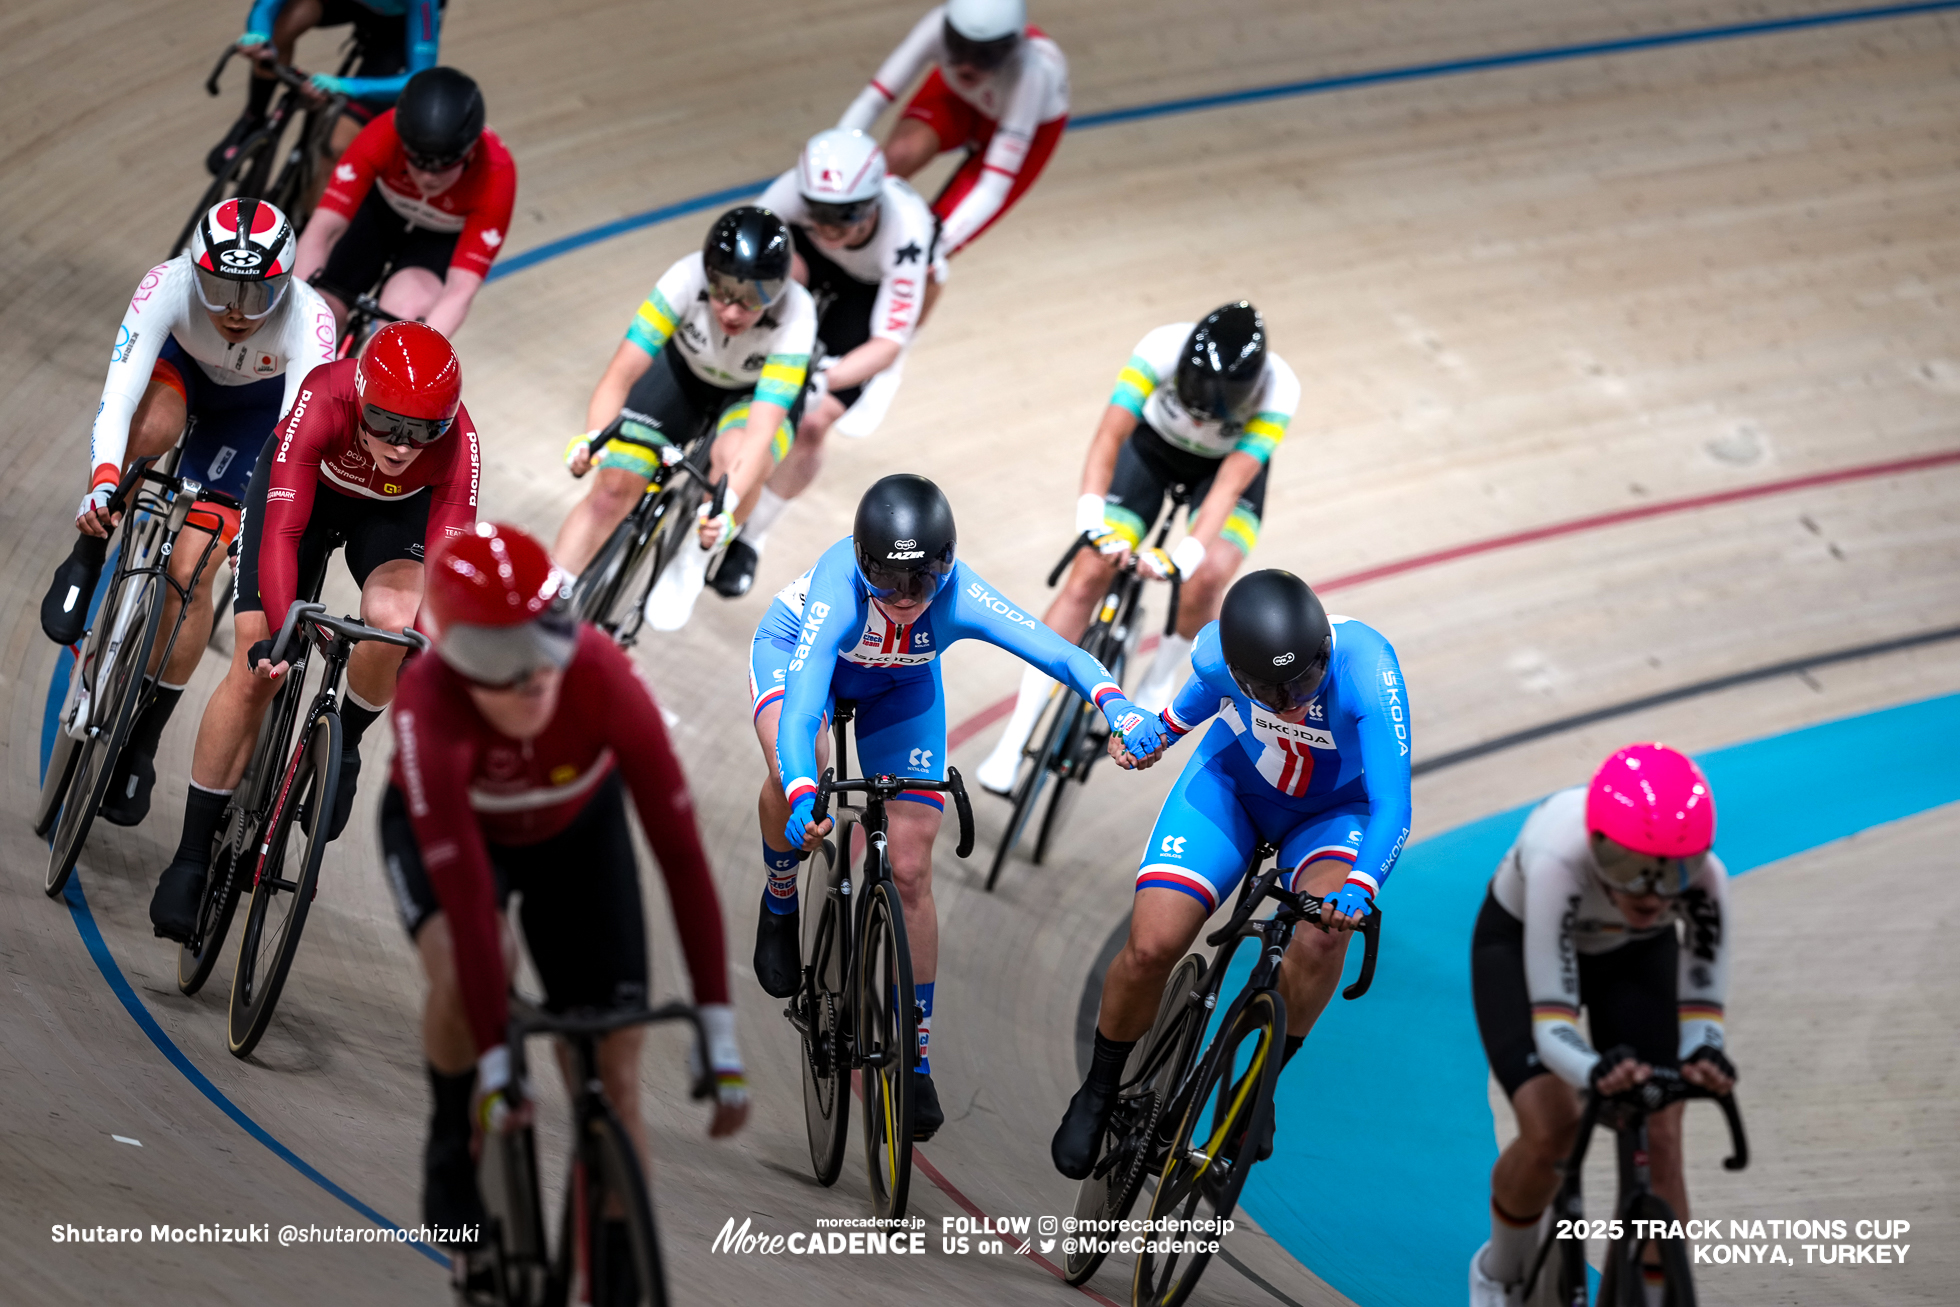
[1586,743,1715,858]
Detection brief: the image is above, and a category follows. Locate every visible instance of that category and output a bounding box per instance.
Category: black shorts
[315,186,460,303]
[380,772,650,1015]
[790,227,883,410]
[1104,421,1270,553]
[1471,889,1680,1098]
[594,343,804,478]
[232,438,432,615]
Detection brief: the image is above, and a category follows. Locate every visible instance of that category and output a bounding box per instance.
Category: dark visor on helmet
[1230,647,1330,714]
[362,404,455,448]
[440,611,578,688]
[860,557,953,603]
[193,266,290,320]
[404,144,472,173]
[943,23,1018,71]
[1591,837,1698,898]
[706,268,786,311]
[804,197,877,229]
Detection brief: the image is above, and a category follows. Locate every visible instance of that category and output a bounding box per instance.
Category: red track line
[949,448,1960,750]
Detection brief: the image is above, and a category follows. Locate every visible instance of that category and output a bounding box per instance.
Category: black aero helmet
[853,474,957,603]
[942,0,1023,71]
[395,67,485,170]
[1218,569,1331,713]
[703,205,793,310]
[1175,302,1267,423]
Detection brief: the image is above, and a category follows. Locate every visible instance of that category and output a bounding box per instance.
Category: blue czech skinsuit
[755,538,1128,811]
[1139,617,1413,910]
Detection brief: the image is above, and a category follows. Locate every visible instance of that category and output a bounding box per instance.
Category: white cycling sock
[1482,1200,1545,1286]
[742,486,790,555]
[1131,632,1195,712]
[995,666,1055,757]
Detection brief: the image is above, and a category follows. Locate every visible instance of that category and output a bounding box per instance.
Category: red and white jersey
[260,357,480,622]
[317,111,518,278]
[87,256,335,489]
[1489,786,1733,1087]
[756,171,943,350]
[840,7,1069,134]
[389,625,731,1056]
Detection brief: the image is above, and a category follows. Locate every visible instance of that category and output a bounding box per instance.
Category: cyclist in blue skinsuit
[750,474,1169,1139]
[1051,568,1413,1177]
[208,0,444,177]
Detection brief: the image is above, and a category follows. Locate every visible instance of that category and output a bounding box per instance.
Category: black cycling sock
[429,1064,475,1145]
[1088,1030,1138,1094]
[245,71,276,120]
[124,682,183,761]
[172,783,232,866]
[1282,1035,1306,1068]
[341,700,384,754]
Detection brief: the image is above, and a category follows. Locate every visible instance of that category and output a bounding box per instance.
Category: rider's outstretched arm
[320,1,443,101]
[774,547,860,810]
[85,262,183,518]
[838,9,941,132]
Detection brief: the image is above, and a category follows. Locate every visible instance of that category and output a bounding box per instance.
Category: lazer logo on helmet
[887,550,924,560]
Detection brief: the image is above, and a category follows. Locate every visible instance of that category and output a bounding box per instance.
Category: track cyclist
[207,0,445,182]
[977,301,1298,794]
[1051,569,1411,1177]
[838,0,1068,257]
[555,206,816,629]
[718,129,946,598]
[147,322,480,942]
[39,199,336,828]
[296,67,513,339]
[1468,744,1735,1307]
[751,474,1168,1138]
[383,523,746,1290]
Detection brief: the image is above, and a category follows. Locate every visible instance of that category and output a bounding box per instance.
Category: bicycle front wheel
[858,878,917,1219]
[573,1097,668,1307]
[227,711,339,1057]
[1065,952,1209,1286]
[1134,988,1287,1307]
[34,720,83,839]
[45,566,165,896]
[1601,1193,1697,1307]
[800,836,851,1186]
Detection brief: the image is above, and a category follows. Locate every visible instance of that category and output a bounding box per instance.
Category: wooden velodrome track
[4,1,1958,1304]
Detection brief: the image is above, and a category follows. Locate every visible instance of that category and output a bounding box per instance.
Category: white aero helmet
[944,0,1025,69]
[798,129,886,225]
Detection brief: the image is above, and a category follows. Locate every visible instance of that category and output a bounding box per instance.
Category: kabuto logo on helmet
[1273,651,1296,666]
[220,247,264,270]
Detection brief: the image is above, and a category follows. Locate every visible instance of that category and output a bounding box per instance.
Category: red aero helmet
[425,523,576,686]
[355,321,462,446]
[1586,743,1715,858]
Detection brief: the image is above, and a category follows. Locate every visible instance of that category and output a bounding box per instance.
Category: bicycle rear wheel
[177,839,246,996]
[799,836,851,1186]
[1134,988,1287,1307]
[1065,952,1208,1286]
[574,1097,669,1307]
[45,566,165,896]
[1601,1193,1696,1307]
[1033,699,1104,866]
[858,878,916,1219]
[227,711,339,1057]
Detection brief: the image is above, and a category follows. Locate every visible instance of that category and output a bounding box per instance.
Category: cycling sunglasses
[361,404,455,448]
[1591,836,1699,897]
[404,147,471,174]
[440,611,578,688]
[193,266,291,320]
[860,561,950,604]
[706,269,786,312]
[805,197,877,229]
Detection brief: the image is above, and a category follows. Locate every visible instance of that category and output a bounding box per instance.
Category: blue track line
[483,0,1960,282]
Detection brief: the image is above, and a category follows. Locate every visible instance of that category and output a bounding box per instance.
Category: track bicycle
[787,701,976,1221]
[172,594,427,1058]
[567,415,727,648]
[331,289,403,359]
[174,44,360,255]
[473,1000,714,1307]
[1061,844,1382,1305]
[985,487,1188,891]
[40,456,236,895]
[1522,1068,1748,1307]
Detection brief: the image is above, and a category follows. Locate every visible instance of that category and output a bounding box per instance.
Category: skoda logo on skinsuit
[220,247,263,270]
[1274,651,1296,666]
